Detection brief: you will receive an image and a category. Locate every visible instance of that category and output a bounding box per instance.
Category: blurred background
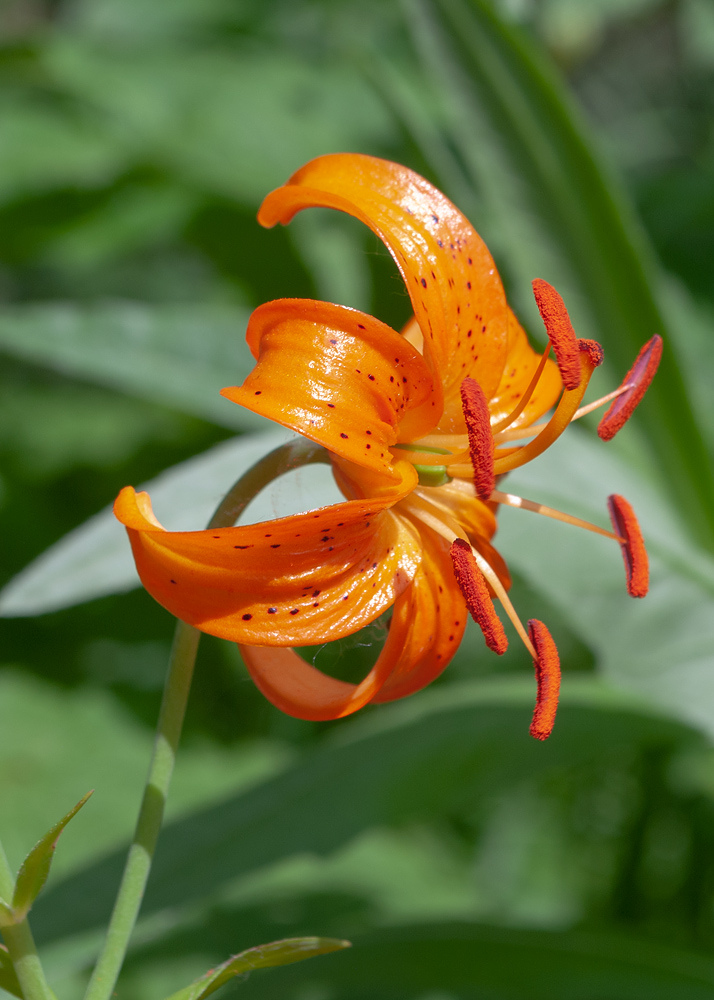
[2,0,714,997]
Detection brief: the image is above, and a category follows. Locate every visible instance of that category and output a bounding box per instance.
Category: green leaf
[11,790,93,921]
[0,899,13,928]
[31,678,697,946]
[398,0,714,549]
[0,302,260,430]
[0,944,23,999]
[165,937,350,1000]
[0,429,342,617]
[502,425,714,740]
[223,922,714,1000]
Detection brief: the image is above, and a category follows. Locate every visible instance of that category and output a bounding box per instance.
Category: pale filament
[490,489,625,543]
[402,496,538,659]
[491,345,552,434]
[494,383,635,444]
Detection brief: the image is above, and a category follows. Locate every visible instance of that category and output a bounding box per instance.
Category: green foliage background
[2,0,714,996]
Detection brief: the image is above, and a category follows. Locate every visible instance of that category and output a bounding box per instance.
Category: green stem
[84,438,328,1000]
[0,843,56,1000]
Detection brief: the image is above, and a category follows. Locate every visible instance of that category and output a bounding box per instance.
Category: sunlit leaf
[164,937,350,1000]
[11,791,93,922]
[0,302,258,430]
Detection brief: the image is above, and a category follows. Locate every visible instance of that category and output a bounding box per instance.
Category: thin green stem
[84,438,328,1000]
[0,843,56,1000]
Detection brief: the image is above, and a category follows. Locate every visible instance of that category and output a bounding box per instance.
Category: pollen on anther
[460,378,495,500]
[598,335,662,441]
[450,539,507,654]
[532,279,582,390]
[607,494,649,597]
[528,619,561,741]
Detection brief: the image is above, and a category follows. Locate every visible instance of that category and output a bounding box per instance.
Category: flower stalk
[84,438,327,1000]
[0,843,56,1000]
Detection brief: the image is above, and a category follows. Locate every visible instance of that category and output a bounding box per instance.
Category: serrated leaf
[12,791,93,921]
[399,0,714,548]
[0,429,342,617]
[0,302,260,430]
[165,937,350,1000]
[0,944,23,999]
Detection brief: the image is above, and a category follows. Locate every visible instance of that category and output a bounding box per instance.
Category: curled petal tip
[531,279,581,391]
[598,335,663,441]
[528,619,561,741]
[459,378,495,500]
[607,494,649,597]
[450,539,508,654]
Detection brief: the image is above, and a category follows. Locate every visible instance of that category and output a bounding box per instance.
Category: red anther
[607,494,649,598]
[598,335,663,441]
[528,619,561,741]
[578,338,604,369]
[532,279,582,391]
[460,378,495,501]
[450,539,508,655]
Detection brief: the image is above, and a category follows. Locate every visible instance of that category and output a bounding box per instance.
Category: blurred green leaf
[0,302,258,430]
[504,425,714,739]
[0,429,345,617]
[31,677,697,946]
[0,944,23,999]
[164,937,350,1000]
[11,790,93,922]
[398,0,714,548]
[229,921,714,999]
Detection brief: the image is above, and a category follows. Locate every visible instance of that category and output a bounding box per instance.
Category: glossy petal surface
[222,300,436,476]
[258,153,509,428]
[114,468,421,645]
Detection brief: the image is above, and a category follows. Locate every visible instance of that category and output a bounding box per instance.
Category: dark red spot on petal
[242,613,253,621]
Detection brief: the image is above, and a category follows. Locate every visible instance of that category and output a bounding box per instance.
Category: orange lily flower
[114,154,660,738]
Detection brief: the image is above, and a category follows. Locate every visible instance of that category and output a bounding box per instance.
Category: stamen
[491,489,624,542]
[460,378,495,501]
[532,279,581,390]
[491,345,551,434]
[607,494,649,597]
[494,383,633,445]
[598,335,663,441]
[528,619,561,741]
[450,539,508,654]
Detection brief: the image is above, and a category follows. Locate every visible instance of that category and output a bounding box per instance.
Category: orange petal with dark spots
[113,467,422,645]
[221,299,435,478]
[528,619,561,741]
[258,153,509,430]
[460,377,495,500]
[449,538,508,654]
[598,335,663,441]
[607,493,649,597]
[532,279,581,391]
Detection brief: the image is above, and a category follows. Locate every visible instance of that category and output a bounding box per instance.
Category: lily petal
[114,467,422,645]
[488,308,562,429]
[373,522,467,702]
[222,299,435,477]
[258,153,509,427]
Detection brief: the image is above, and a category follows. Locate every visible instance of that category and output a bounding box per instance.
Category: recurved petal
[258,154,509,425]
[488,308,562,429]
[372,521,468,702]
[221,299,436,476]
[113,467,421,645]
